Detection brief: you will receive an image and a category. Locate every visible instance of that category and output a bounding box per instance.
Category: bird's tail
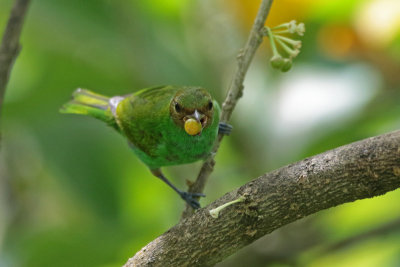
[60,88,117,128]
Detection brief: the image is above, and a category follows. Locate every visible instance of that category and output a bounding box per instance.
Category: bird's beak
[193,110,201,122]
[184,110,204,136]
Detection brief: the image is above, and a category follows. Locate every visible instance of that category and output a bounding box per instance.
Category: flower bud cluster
[264,20,305,72]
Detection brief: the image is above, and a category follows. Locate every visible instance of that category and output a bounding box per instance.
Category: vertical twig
[181,0,274,219]
[0,0,31,251]
[0,0,31,138]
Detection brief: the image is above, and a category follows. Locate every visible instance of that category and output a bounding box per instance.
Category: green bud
[270,55,285,69]
[296,23,305,36]
[293,40,302,50]
[290,48,300,58]
[287,20,297,34]
[281,58,292,72]
[275,38,300,59]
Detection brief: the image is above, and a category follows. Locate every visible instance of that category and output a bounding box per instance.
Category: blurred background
[1,0,400,266]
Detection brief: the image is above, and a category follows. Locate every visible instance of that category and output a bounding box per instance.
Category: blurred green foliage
[1,0,400,266]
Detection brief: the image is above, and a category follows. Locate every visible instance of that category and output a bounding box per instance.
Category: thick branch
[0,0,30,121]
[182,0,274,218]
[125,130,400,266]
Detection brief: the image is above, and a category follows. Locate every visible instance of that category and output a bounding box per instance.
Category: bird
[60,85,232,209]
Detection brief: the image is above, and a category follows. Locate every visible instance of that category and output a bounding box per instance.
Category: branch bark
[181,0,274,218]
[0,0,30,124]
[125,130,400,266]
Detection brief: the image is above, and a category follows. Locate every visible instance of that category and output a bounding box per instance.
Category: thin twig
[181,0,274,219]
[125,130,400,266]
[0,0,31,134]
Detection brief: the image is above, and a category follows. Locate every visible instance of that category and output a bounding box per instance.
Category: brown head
[169,87,215,136]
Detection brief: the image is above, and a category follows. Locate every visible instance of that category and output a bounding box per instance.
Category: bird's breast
[158,127,215,166]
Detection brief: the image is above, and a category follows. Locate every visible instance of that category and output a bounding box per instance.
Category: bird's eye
[175,102,182,113]
[208,101,213,110]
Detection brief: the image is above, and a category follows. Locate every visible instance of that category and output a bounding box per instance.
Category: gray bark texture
[125,130,400,267]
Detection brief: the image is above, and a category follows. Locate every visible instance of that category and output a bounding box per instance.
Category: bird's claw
[218,122,233,135]
[180,191,206,209]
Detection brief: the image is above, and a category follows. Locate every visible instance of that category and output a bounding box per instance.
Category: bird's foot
[218,122,233,135]
[179,191,206,209]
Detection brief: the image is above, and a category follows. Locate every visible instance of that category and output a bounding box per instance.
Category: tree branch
[181,0,275,218]
[0,0,30,124]
[125,130,400,266]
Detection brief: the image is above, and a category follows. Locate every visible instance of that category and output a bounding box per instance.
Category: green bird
[60,86,232,209]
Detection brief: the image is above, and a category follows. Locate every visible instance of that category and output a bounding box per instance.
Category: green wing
[115,86,179,160]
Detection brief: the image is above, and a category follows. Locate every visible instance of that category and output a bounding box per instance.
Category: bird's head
[170,87,215,136]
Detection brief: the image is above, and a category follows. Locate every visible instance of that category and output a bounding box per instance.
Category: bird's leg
[150,169,205,209]
[218,122,233,135]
